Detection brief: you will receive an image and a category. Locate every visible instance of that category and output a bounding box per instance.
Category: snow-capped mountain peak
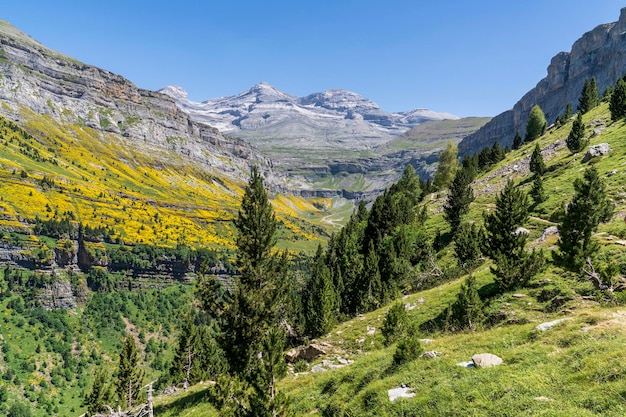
[162,82,458,149]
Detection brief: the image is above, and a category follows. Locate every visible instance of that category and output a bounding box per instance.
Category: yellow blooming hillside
[0,112,334,250]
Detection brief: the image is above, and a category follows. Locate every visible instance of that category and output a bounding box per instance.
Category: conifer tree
[525,105,547,142]
[610,78,626,121]
[304,245,337,338]
[451,275,484,331]
[433,141,458,190]
[454,222,484,268]
[170,315,226,388]
[86,365,113,415]
[245,326,291,417]
[382,302,408,346]
[530,174,546,206]
[529,144,545,175]
[444,166,475,238]
[512,131,522,150]
[578,77,600,114]
[116,334,144,410]
[361,241,384,312]
[224,166,288,377]
[556,167,614,271]
[484,180,529,259]
[484,180,544,290]
[566,112,586,153]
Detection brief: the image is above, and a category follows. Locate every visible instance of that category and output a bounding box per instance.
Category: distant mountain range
[159,82,458,152]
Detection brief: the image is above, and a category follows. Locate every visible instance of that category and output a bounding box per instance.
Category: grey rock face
[0,21,272,187]
[460,8,626,155]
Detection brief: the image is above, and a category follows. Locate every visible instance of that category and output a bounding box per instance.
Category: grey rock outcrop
[582,142,611,162]
[460,8,626,155]
[471,353,503,368]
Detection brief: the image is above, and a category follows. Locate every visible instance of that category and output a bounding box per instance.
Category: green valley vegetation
[4,65,626,417]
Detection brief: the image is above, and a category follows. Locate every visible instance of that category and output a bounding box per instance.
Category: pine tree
[529,144,545,175]
[170,315,200,388]
[451,275,484,331]
[433,141,458,190]
[454,222,484,268]
[116,334,144,410]
[360,241,384,312]
[222,166,289,377]
[381,302,408,346]
[512,131,522,150]
[610,78,626,121]
[525,105,547,142]
[578,77,600,114]
[444,166,475,238]
[566,112,586,153]
[556,167,614,271]
[85,365,113,415]
[245,326,291,417]
[235,166,277,272]
[484,180,529,259]
[304,245,337,338]
[484,180,544,290]
[530,174,546,206]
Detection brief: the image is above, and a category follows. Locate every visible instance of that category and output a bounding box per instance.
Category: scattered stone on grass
[471,353,503,368]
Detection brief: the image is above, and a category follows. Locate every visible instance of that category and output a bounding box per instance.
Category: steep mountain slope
[460,7,626,155]
[0,21,273,185]
[0,21,332,251]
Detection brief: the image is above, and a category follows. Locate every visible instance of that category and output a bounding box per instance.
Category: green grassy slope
[159,102,626,416]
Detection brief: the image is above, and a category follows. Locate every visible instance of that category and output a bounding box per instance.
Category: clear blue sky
[1,1,622,117]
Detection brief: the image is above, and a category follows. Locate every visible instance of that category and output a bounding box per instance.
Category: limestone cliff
[460,8,626,155]
[0,20,271,183]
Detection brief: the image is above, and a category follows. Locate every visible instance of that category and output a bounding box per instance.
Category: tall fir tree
[578,77,600,114]
[610,77,626,121]
[116,334,144,410]
[223,166,289,377]
[556,167,614,271]
[360,240,384,312]
[444,166,475,238]
[433,141,458,190]
[566,112,586,153]
[529,144,545,175]
[525,105,547,142]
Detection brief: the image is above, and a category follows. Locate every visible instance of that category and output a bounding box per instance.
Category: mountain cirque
[159,82,459,152]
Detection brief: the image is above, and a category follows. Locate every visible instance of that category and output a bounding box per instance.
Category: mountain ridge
[460,7,626,155]
[159,82,459,150]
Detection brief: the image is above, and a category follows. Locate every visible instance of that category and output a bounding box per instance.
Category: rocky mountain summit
[460,7,626,155]
[0,20,272,184]
[160,82,458,152]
